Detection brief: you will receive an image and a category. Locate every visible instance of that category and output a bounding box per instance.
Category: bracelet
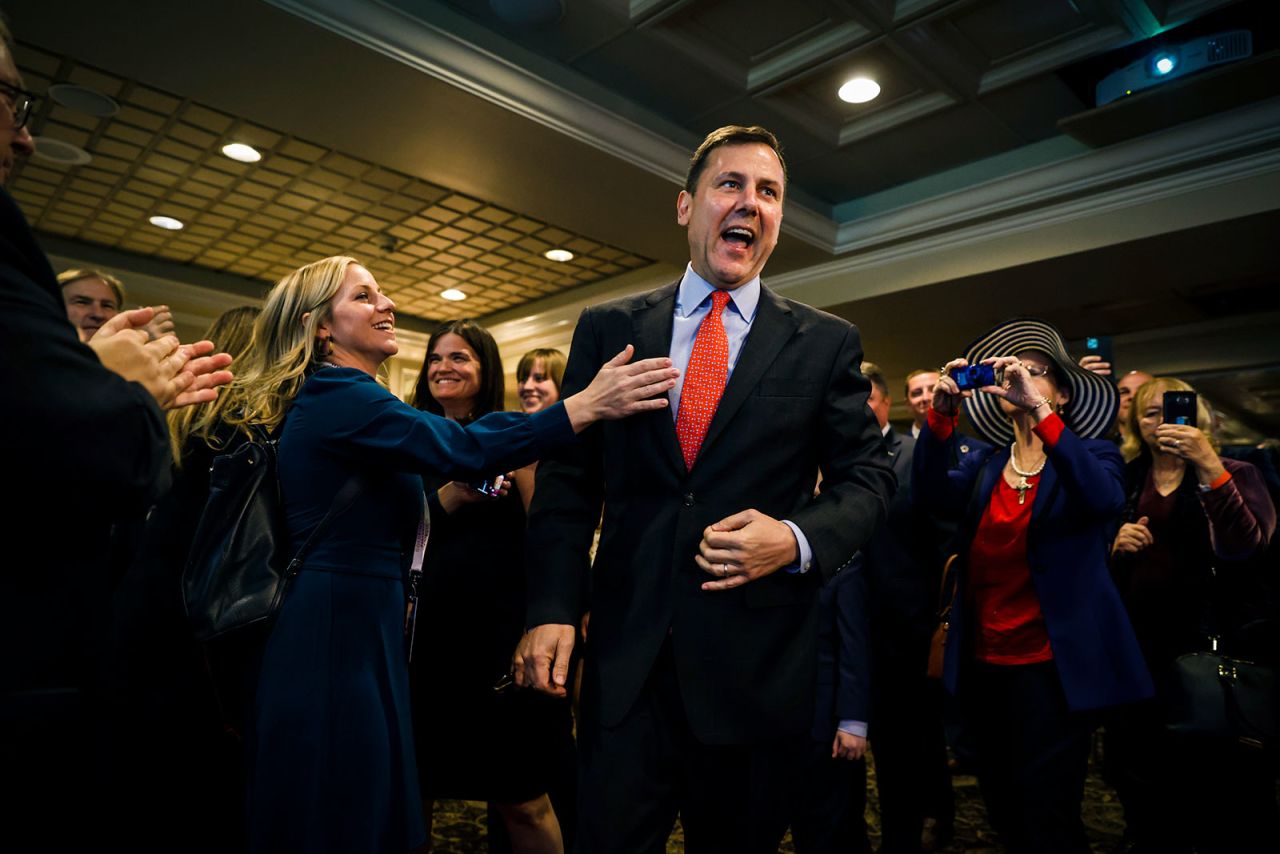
[1197,470,1232,492]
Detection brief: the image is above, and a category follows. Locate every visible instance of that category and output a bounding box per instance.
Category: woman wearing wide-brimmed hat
[914,317,1153,854]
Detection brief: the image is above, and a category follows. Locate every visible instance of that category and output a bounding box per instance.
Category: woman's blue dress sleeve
[296,368,574,479]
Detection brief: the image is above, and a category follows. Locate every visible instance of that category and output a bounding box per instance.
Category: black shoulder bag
[182,425,362,642]
[1166,570,1278,752]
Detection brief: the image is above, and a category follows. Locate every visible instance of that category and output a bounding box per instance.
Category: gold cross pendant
[1014,476,1033,505]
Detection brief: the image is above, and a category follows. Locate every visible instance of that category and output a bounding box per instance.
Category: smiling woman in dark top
[408,322,575,853]
[203,255,675,853]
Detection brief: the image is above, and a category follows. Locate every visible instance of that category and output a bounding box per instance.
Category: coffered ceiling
[410,0,1140,204]
[9,43,652,320]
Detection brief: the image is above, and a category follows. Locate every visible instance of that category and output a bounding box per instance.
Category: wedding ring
[1172,439,1181,447]
[721,562,729,576]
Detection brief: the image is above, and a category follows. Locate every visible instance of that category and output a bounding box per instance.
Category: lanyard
[404,495,430,662]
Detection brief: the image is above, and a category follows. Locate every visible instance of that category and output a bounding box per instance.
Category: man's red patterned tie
[675,290,731,470]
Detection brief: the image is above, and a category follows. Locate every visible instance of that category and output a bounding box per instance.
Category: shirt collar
[675,263,760,322]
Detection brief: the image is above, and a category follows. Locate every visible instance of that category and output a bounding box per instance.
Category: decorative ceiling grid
[8,43,651,319]
[435,0,1235,201]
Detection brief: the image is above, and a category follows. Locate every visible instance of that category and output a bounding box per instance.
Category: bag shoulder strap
[936,553,958,619]
[282,466,365,575]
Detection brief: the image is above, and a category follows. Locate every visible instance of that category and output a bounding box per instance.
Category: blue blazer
[913,420,1153,712]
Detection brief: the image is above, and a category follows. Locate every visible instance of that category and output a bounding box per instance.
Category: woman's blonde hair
[168,305,261,463]
[1121,376,1219,462]
[177,256,357,460]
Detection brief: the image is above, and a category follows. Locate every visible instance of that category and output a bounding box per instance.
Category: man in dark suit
[789,527,872,854]
[858,364,956,853]
[1,20,232,845]
[518,125,895,852]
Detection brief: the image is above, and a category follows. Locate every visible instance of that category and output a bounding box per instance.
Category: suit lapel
[971,446,1008,524]
[632,283,685,476]
[1031,454,1059,522]
[695,285,797,466]
[886,429,908,477]
[885,427,902,457]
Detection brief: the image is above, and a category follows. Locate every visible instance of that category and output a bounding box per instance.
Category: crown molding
[267,0,691,183]
[836,92,957,147]
[266,0,843,251]
[746,21,872,91]
[827,97,1280,256]
[769,143,1280,307]
[976,25,1130,95]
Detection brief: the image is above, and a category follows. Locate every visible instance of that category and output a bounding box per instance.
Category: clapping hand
[142,305,176,341]
[89,308,233,409]
[171,340,235,408]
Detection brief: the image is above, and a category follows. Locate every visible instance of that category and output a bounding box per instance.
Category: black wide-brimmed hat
[961,317,1118,447]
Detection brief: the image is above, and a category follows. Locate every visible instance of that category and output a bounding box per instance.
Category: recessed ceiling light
[544,248,574,262]
[440,288,467,301]
[47,83,119,117]
[149,215,185,231]
[31,136,92,166]
[221,142,263,163]
[838,77,881,104]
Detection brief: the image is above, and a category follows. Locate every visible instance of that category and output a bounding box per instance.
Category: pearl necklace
[1008,443,1046,506]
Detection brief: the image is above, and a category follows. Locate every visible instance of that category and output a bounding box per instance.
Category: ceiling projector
[1096,30,1253,106]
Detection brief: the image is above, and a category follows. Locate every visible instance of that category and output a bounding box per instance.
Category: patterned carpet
[429,736,1127,852]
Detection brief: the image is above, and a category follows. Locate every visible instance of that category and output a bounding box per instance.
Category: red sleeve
[1032,412,1065,448]
[927,407,957,441]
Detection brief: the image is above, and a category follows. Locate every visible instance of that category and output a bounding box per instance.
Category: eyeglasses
[1023,364,1053,378]
[0,80,41,130]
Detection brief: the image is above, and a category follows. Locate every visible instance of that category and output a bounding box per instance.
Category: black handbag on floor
[182,425,362,642]
[1166,632,1279,751]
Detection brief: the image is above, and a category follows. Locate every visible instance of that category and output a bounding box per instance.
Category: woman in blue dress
[211,256,676,853]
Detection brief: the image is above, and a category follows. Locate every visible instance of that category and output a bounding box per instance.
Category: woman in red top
[915,318,1152,854]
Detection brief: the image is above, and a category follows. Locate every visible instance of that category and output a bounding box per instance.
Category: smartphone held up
[1162,391,1198,427]
[950,363,1000,392]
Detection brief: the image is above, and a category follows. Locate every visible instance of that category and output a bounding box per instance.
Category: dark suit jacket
[864,430,939,636]
[0,188,167,706]
[812,562,870,742]
[525,280,895,745]
[914,420,1154,712]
